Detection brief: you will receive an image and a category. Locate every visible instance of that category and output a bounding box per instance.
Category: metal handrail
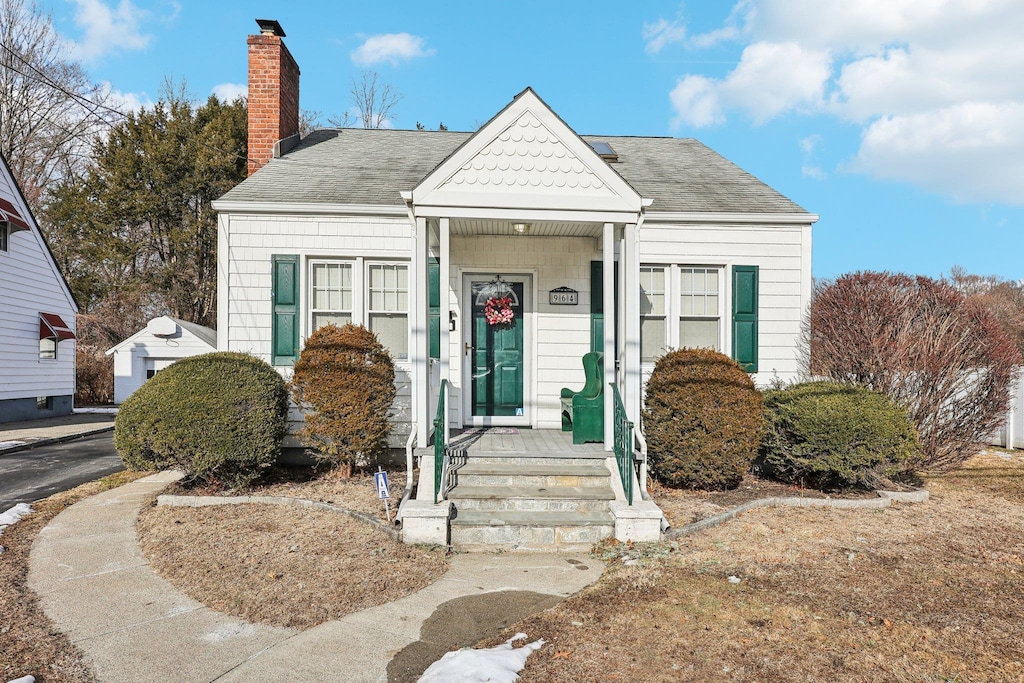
[611,382,634,505]
[433,379,449,504]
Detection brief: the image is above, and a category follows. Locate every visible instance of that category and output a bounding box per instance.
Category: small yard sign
[375,468,391,522]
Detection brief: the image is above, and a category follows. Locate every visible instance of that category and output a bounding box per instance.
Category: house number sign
[549,287,579,305]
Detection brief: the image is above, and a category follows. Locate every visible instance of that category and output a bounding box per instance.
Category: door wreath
[484,296,515,326]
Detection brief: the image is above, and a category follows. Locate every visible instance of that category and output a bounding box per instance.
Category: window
[640,266,666,362]
[0,221,8,252]
[40,337,57,360]
[310,261,353,330]
[367,263,409,359]
[303,259,409,361]
[679,267,721,350]
[37,396,53,410]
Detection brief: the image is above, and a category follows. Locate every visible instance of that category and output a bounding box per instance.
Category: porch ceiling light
[512,222,531,235]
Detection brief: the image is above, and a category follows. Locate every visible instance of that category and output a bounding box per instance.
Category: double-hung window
[679,267,721,351]
[367,263,409,360]
[310,261,353,330]
[304,259,409,361]
[640,266,666,363]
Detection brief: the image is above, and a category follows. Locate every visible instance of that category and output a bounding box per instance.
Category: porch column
[623,222,641,423]
[413,216,430,446]
[439,217,451,441]
[603,222,615,450]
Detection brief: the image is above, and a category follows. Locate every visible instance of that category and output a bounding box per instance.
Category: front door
[465,275,530,424]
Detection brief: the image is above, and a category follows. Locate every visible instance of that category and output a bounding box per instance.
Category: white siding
[0,166,77,402]
[448,235,598,430]
[639,221,812,387]
[110,324,217,404]
[221,213,413,447]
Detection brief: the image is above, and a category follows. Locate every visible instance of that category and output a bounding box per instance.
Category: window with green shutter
[271,255,299,365]
[731,265,759,373]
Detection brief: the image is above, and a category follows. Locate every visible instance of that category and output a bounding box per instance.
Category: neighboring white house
[105,316,217,404]
[212,21,817,545]
[0,153,79,423]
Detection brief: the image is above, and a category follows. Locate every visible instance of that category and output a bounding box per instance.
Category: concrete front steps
[447,454,616,551]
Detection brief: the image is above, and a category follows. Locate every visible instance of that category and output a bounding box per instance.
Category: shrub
[289,324,396,476]
[807,271,1022,471]
[760,382,922,490]
[114,352,289,488]
[642,348,765,490]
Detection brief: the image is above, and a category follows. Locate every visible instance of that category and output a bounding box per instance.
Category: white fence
[992,370,1024,449]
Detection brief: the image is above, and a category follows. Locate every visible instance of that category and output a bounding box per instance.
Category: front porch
[404,427,663,550]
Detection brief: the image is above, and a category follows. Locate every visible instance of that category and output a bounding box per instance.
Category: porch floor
[444,427,608,458]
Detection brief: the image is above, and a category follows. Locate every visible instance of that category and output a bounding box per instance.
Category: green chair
[560,351,604,444]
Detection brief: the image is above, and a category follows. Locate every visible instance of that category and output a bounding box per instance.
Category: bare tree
[329,71,402,129]
[806,271,1022,471]
[0,0,116,211]
[949,266,1024,355]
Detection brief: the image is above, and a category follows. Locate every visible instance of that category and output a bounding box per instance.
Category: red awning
[40,313,76,341]
[0,198,31,233]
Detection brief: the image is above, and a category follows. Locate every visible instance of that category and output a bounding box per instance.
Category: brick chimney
[247,19,300,176]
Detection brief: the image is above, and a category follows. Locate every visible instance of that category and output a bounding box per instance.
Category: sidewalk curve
[28,473,603,683]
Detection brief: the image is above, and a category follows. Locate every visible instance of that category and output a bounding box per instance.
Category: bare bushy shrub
[806,271,1022,471]
[289,324,396,477]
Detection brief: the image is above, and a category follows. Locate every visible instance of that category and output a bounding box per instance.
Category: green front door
[471,279,525,418]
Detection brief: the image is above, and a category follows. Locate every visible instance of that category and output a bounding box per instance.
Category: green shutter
[732,265,759,373]
[590,260,604,354]
[271,255,299,366]
[428,257,440,359]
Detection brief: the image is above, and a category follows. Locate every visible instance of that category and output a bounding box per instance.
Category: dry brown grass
[136,501,449,630]
[488,450,1024,682]
[0,470,148,683]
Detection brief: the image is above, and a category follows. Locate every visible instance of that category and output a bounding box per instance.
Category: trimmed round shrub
[289,323,396,476]
[760,381,922,490]
[642,348,765,490]
[114,352,289,488]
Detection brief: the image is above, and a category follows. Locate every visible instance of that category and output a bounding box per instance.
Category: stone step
[448,485,614,512]
[453,462,610,488]
[450,510,615,551]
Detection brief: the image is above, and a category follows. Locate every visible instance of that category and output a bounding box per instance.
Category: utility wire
[0,40,256,166]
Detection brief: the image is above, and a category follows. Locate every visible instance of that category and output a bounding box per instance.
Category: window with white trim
[0,221,9,252]
[39,337,57,360]
[641,264,725,362]
[306,259,409,361]
[679,267,722,351]
[367,263,409,360]
[640,266,666,363]
[310,261,353,330]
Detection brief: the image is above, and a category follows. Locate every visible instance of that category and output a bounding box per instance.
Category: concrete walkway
[28,472,603,683]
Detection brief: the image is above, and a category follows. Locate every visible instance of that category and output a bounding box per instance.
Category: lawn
[488,450,1024,682]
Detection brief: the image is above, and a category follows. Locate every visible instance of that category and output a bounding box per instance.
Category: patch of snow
[8,675,36,683]
[0,441,28,450]
[418,633,544,683]
[728,575,741,584]
[0,503,33,535]
[73,407,118,414]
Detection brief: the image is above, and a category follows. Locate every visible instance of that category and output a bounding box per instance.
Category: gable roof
[218,128,808,215]
[0,152,79,312]
[104,316,216,355]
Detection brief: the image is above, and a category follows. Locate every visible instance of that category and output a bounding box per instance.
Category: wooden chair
[560,351,604,444]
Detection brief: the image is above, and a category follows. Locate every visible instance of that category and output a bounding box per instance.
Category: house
[105,316,217,404]
[0,152,79,423]
[212,21,817,547]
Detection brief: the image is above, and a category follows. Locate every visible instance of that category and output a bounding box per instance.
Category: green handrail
[433,379,449,504]
[611,383,634,505]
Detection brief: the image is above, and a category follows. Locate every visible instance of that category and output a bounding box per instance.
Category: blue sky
[40,0,1023,281]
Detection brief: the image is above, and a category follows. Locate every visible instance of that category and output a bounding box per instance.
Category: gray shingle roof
[218,128,809,215]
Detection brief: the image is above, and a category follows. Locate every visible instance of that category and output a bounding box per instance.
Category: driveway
[0,433,123,510]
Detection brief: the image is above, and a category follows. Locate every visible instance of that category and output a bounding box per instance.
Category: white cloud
[66,0,151,62]
[642,18,687,54]
[99,82,153,114]
[799,134,825,179]
[212,82,247,102]
[350,33,435,66]
[664,0,1024,203]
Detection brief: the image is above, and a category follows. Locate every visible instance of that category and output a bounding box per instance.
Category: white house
[213,21,817,547]
[0,153,79,423]
[105,316,217,404]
